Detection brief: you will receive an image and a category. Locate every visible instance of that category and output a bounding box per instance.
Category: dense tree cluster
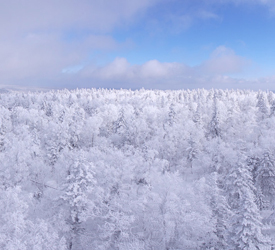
[0,88,275,249]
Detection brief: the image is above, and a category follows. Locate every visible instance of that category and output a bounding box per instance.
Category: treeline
[0,88,275,249]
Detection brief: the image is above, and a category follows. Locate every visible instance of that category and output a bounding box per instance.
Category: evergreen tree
[254,153,275,210]
[208,95,221,139]
[0,186,66,250]
[61,152,96,250]
[270,100,275,117]
[257,92,269,120]
[209,172,232,249]
[227,161,271,249]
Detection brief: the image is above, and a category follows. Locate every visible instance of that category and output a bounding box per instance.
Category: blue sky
[1,0,275,90]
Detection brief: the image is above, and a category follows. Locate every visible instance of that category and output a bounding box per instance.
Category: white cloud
[2,45,275,90]
[0,33,110,81]
[140,60,182,78]
[0,0,273,90]
[229,0,273,5]
[208,0,275,10]
[0,33,72,80]
[90,57,131,79]
[80,57,188,82]
[145,6,220,35]
[198,10,220,20]
[199,46,249,75]
[0,0,150,86]
[65,46,256,89]
[0,0,160,35]
[139,0,275,36]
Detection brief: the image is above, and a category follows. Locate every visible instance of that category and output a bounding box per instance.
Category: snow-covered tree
[227,160,271,249]
[254,153,275,210]
[208,96,221,139]
[209,172,232,249]
[0,186,66,250]
[1,88,275,248]
[257,91,269,120]
[61,152,96,250]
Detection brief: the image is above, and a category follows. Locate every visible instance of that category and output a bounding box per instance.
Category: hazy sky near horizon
[1,0,275,90]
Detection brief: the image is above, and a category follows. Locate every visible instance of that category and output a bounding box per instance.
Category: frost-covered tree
[209,172,232,249]
[0,186,66,250]
[270,99,275,117]
[227,161,271,249]
[254,153,275,210]
[1,88,275,248]
[257,92,269,120]
[208,95,221,139]
[61,152,96,250]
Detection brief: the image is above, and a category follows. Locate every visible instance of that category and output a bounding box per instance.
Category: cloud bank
[59,46,271,90]
[0,0,274,90]
[0,0,157,87]
[0,0,159,35]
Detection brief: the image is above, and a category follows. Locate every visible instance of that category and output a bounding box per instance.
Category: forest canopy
[0,88,275,249]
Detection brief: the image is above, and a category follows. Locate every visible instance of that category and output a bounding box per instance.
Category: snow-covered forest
[1,88,275,250]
